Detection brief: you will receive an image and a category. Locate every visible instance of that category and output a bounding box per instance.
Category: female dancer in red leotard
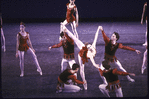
[60,0,79,39]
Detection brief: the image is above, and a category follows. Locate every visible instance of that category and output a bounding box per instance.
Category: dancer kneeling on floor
[98,60,135,97]
[56,63,86,93]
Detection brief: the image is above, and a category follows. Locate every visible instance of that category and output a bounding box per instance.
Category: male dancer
[0,13,6,52]
[60,0,79,40]
[16,22,42,77]
[63,25,100,90]
[98,26,140,83]
[56,63,86,93]
[98,61,135,97]
[141,2,148,74]
[48,32,76,76]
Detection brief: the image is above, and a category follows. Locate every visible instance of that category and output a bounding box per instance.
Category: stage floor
[1,22,148,98]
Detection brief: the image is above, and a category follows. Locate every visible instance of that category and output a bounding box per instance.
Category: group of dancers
[1,0,147,97]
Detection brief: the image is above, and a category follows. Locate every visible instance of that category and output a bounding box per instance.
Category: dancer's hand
[135,50,141,54]
[83,80,87,84]
[48,46,52,50]
[98,26,103,31]
[129,73,135,76]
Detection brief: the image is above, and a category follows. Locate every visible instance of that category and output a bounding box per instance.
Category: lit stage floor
[1,22,147,98]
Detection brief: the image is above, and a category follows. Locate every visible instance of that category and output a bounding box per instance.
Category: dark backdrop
[1,0,147,22]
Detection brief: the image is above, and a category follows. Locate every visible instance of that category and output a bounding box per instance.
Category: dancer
[48,32,76,74]
[141,2,148,74]
[56,63,86,93]
[98,26,140,83]
[0,13,6,52]
[16,22,42,77]
[63,25,100,90]
[60,0,79,39]
[98,61,135,97]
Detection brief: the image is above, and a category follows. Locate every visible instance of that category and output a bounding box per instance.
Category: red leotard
[18,32,29,51]
[66,3,76,23]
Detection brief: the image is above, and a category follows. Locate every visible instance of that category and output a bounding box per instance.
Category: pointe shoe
[142,42,147,46]
[141,66,146,74]
[37,69,42,75]
[20,73,24,77]
[83,81,87,90]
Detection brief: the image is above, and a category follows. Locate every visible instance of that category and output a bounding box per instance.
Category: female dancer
[1,13,6,52]
[60,0,79,40]
[63,25,100,90]
[141,2,147,74]
[16,22,42,77]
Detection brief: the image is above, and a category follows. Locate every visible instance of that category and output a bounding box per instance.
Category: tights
[18,47,42,75]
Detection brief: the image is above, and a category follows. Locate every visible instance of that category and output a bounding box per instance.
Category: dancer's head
[69,0,75,4]
[102,60,111,70]
[111,32,120,41]
[72,63,80,73]
[20,22,25,32]
[85,42,96,57]
[60,32,67,42]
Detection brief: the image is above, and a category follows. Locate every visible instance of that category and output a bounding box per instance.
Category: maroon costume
[58,69,84,84]
[52,33,74,59]
[99,68,129,92]
[79,46,89,64]
[66,3,76,23]
[18,32,29,51]
[102,30,136,62]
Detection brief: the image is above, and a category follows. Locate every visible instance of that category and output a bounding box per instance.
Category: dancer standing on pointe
[98,26,140,83]
[16,22,42,77]
[63,25,100,90]
[98,61,135,97]
[141,2,147,74]
[0,13,6,52]
[60,0,79,40]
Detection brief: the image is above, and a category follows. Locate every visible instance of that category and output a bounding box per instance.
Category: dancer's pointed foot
[37,69,42,75]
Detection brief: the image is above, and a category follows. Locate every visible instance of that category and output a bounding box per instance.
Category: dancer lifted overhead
[63,25,100,90]
[98,26,140,83]
[16,22,42,77]
[60,0,79,39]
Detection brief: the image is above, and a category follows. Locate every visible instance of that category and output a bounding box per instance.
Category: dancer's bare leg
[78,54,87,90]
[18,50,25,77]
[1,28,6,52]
[64,26,84,50]
[70,21,79,39]
[141,49,147,74]
[27,48,42,75]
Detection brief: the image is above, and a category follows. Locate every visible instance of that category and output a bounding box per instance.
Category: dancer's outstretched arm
[63,26,84,50]
[89,55,99,69]
[74,7,79,27]
[92,26,100,49]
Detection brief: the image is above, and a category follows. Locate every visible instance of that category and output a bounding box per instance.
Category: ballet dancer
[98,26,140,83]
[16,22,42,77]
[141,2,148,74]
[60,0,79,40]
[98,61,135,97]
[0,13,6,52]
[56,63,86,93]
[63,25,100,90]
